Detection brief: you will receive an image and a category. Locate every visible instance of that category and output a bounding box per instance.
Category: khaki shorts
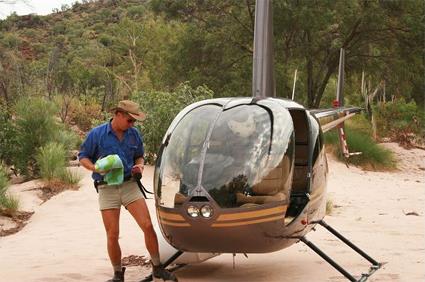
[98,181,143,210]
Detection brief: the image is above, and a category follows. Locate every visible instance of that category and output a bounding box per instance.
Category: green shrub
[91,111,112,128]
[52,23,67,35]
[324,126,396,170]
[70,100,102,132]
[98,34,113,47]
[36,142,66,181]
[1,33,22,48]
[0,165,8,190]
[133,82,214,163]
[0,106,17,165]
[127,5,146,19]
[57,168,82,186]
[373,100,425,145]
[347,114,373,136]
[0,165,19,216]
[13,97,59,177]
[54,128,81,151]
[0,195,20,217]
[53,95,78,123]
[36,142,82,186]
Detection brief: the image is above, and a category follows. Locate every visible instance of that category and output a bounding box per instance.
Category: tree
[151,0,423,107]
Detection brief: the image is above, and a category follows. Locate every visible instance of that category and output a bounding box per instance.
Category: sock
[151,255,161,266]
[113,264,122,272]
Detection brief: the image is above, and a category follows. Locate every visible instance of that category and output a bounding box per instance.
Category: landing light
[187,206,200,218]
[201,205,213,218]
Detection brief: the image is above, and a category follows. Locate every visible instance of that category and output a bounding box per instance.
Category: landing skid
[301,220,382,282]
[139,250,184,282]
[141,220,381,281]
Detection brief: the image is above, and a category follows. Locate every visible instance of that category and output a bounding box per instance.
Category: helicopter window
[310,116,322,165]
[312,138,320,164]
[289,109,311,194]
[202,103,294,208]
[157,105,221,208]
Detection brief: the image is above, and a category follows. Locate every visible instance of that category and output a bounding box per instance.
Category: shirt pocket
[125,144,139,158]
[98,140,119,159]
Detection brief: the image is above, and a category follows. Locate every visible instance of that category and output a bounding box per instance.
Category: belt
[93,174,153,199]
[93,175,132,191]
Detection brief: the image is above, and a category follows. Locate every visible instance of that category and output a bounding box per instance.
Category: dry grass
[0,211,34,237]
[122,255,151,267]
[37,179,79,203]
[326,198,333,215]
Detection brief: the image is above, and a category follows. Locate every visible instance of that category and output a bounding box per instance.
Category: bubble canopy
[154,99,295,209]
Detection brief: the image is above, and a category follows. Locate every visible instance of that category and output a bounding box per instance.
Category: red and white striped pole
[333,100,350,159]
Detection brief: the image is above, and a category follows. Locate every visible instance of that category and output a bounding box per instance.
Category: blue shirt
[78,121,144,181]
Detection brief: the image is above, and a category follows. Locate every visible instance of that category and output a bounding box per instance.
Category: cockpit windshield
[156,101,294,209]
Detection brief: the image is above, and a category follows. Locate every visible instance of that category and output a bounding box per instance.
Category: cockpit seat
[236,192,286,205]
[251,156,291,194]
[237,156,291,206]
[174,192,187,205]
[252,163,284,195]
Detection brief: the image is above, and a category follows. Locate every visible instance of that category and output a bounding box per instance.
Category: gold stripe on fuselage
[160,219,191,227]
[158,210,186,221]
[216,205,286,221]
[211,214,285,227]
[158,205,287,228]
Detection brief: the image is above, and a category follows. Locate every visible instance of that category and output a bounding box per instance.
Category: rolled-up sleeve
[78,130,97,161]
[134,130,144,160]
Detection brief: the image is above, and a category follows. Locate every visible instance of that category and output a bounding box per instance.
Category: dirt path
[0,143,424,282]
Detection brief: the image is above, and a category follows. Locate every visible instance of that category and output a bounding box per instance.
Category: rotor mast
[252,0,275,98]
[336,48,345,106]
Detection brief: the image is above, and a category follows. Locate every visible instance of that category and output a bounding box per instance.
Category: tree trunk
[0,80,9,107]
[307,58,314,108]
[313,62,337,108]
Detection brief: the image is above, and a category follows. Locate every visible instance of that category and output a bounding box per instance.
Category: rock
[69,150,79,161]
[69,160,80,167]
[10,175,25,185]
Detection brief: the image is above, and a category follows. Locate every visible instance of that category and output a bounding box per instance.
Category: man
[78,100,177,282]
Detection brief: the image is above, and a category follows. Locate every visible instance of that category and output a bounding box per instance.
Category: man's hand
[131,164,144,175]
[95,168,110,175]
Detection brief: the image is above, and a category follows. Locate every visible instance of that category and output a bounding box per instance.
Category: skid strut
[140,250,184,282]
[300,220,382,282]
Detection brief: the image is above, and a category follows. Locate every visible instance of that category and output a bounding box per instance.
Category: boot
[107,266,126,282]
[152,264,178,282]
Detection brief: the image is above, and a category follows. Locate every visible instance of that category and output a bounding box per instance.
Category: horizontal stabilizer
[310,107,362,133]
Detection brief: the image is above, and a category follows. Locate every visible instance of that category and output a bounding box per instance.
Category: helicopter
[143,0,382,281]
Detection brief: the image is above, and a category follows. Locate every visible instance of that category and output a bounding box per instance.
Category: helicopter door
[287,109,311,216]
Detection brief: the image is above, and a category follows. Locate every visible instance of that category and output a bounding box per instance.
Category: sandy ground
[0,143,424,282]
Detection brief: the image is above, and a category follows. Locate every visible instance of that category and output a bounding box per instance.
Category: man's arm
[79,157,96,172]
[133,157,145,175]
[80,157,109,174]
[78,129,98,172]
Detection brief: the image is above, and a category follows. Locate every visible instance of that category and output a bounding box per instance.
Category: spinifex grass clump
[36,142,82,189]
[373,100,425,147]
[0,165,19,217]
[324,126,396,170]
[2,98,82,179]
[36,142,66,181]
[13,98,59,177]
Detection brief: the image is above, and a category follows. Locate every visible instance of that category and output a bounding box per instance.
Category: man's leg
[101,209,122,271]
[126,199,159,261]
[126,199,177,281]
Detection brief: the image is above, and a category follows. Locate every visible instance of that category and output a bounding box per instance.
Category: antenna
[291,69,298,100]
[335,48,345,106]
[252,0,275,98]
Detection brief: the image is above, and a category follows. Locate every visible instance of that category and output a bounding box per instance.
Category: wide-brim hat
[111,100,146,121]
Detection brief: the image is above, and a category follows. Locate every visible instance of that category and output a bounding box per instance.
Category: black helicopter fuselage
[153,97,329,253]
